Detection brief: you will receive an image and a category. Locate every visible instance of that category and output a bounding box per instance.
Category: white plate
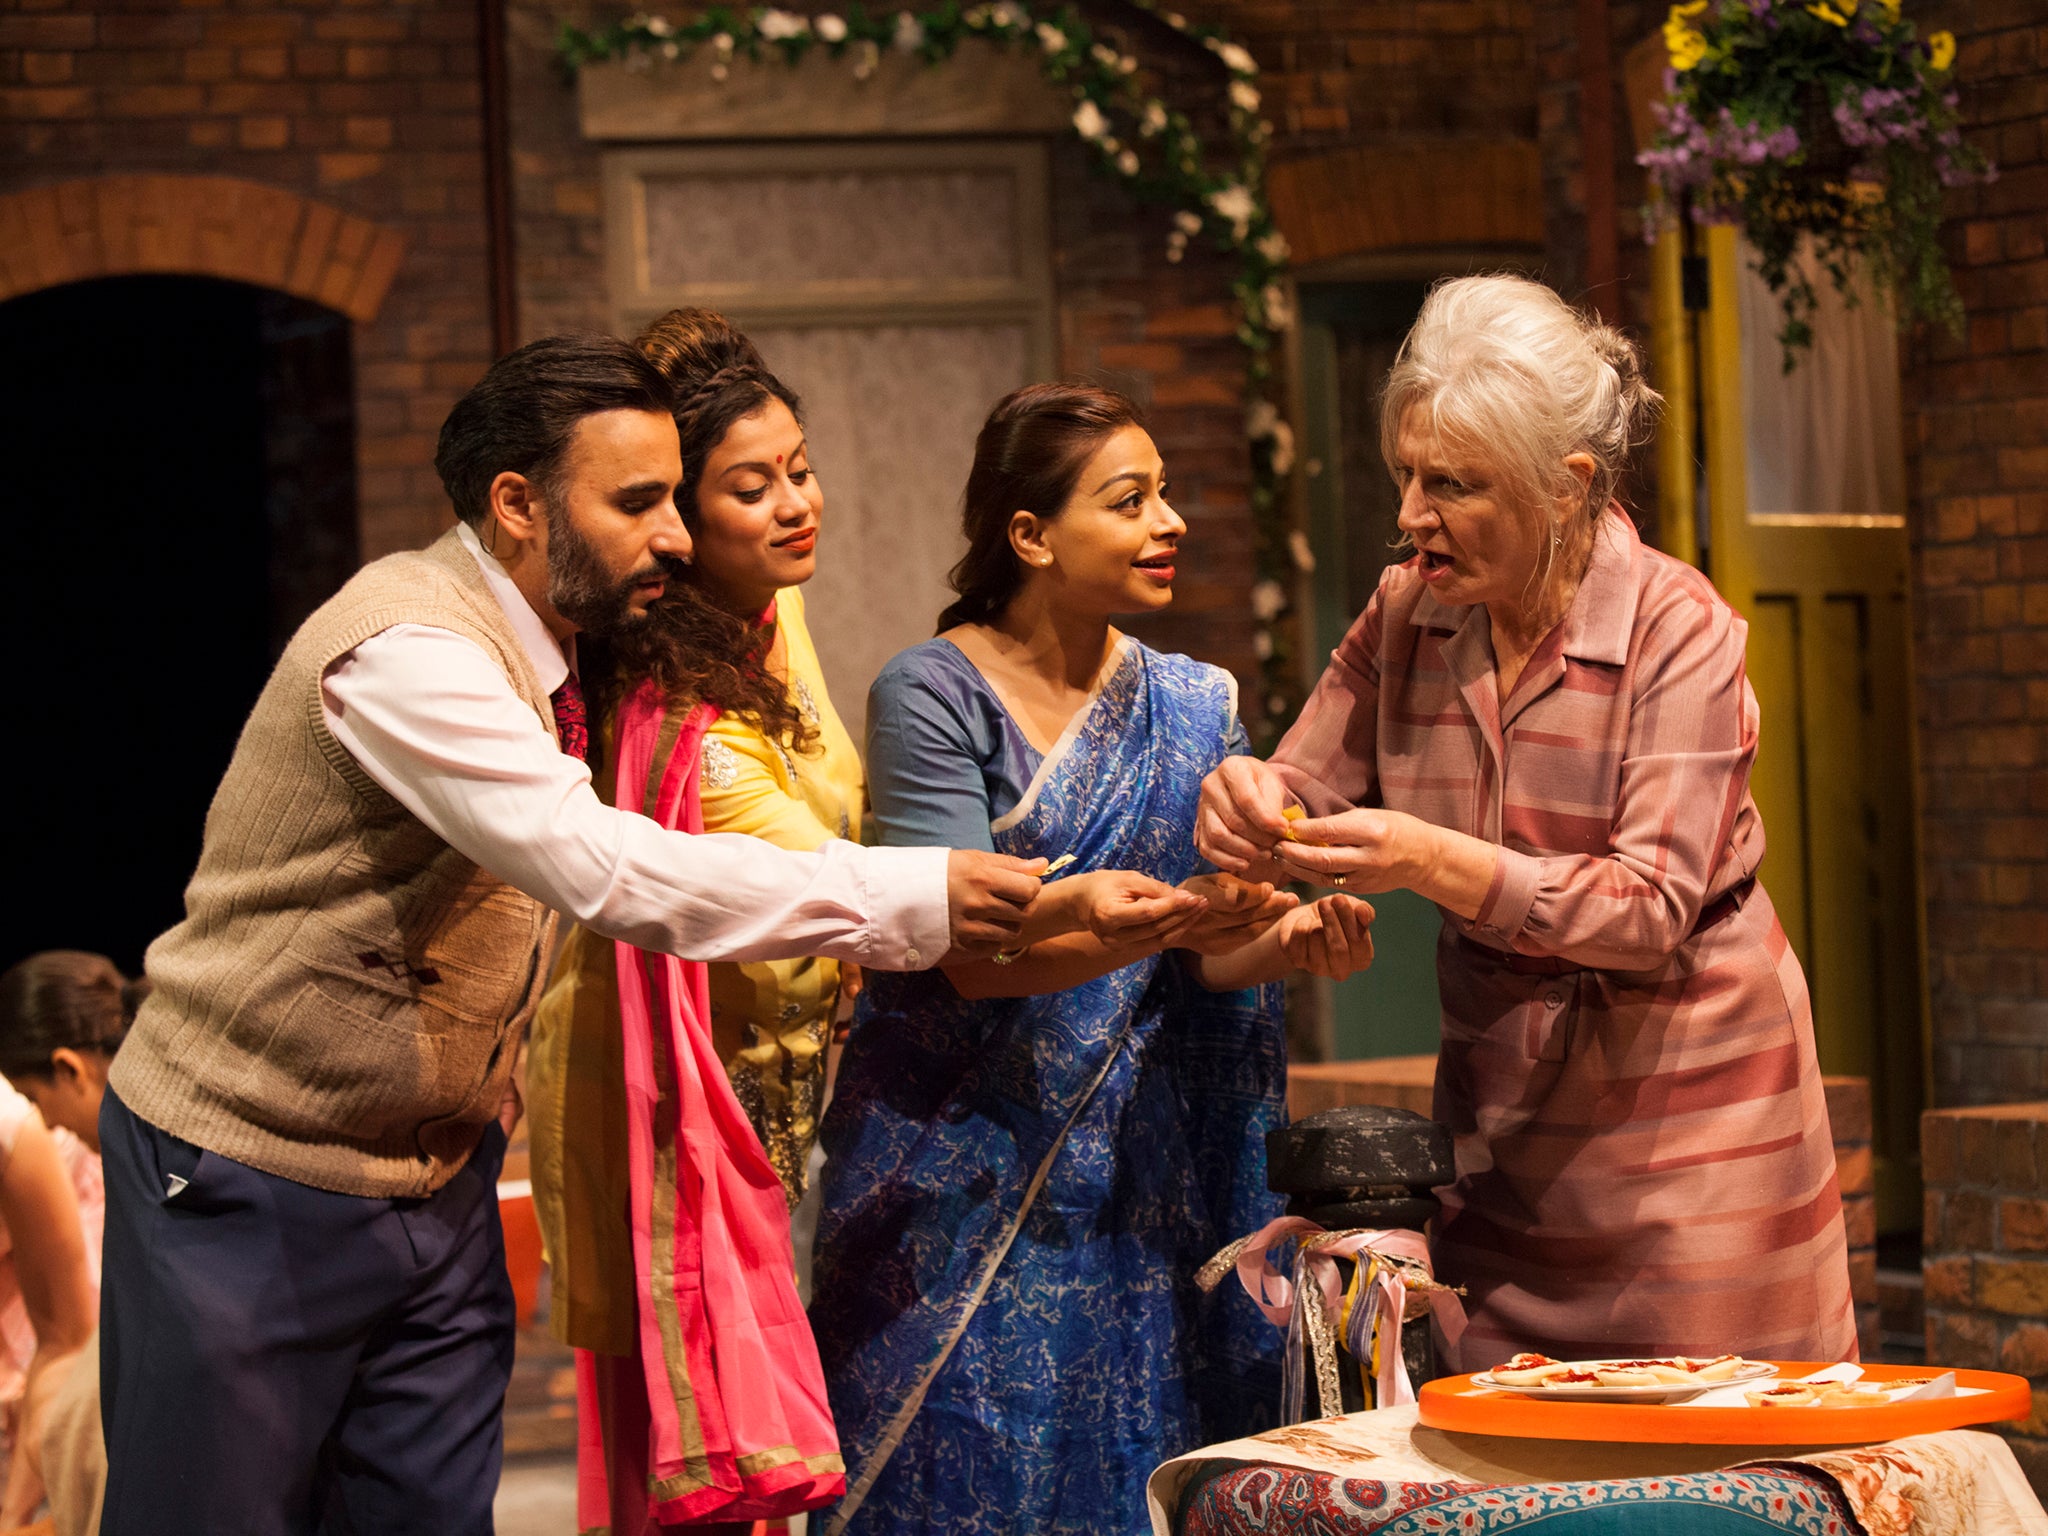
[1471,1360,1778,1403]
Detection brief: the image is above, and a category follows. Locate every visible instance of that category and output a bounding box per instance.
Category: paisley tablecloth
[1178,1459,1857,1533]
[1147,1406,2048,1536]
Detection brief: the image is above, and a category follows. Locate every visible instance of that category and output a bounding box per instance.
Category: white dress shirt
[319,523,949,969]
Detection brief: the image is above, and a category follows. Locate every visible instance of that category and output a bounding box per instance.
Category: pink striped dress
[1273,510,1857,1368]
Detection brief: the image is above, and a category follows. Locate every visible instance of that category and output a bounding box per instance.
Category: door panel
[1653,224,1929,1233]
[1299,283,1444,1062]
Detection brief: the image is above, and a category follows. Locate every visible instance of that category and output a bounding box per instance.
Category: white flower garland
[560,1,1308,741]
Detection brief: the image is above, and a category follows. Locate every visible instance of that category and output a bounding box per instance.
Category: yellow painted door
[1652,224,1928,1234]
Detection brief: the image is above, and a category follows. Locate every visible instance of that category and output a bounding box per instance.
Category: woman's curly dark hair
[588,308,817,757]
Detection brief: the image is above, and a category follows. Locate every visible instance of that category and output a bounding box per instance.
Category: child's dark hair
[938,383,1144,632]
[0,951,146,1081]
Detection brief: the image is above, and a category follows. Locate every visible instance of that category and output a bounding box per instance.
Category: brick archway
[0,174,407,323]
[1267,141,1543,267]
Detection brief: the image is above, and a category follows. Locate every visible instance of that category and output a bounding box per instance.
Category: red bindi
[775,453,783,463]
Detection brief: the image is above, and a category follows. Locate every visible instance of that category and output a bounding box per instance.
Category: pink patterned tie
[550,674,589,762]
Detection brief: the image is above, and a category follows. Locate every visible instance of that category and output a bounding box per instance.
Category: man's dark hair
[434,334,670,528]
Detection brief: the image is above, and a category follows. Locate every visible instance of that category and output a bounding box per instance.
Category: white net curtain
[1737,239,1909,526]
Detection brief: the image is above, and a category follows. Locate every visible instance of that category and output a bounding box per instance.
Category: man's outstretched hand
[940,850,1047,962]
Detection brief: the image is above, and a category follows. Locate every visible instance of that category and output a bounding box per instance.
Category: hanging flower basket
[1639,0,1993,364]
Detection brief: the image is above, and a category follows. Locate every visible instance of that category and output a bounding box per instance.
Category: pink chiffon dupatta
[574,682,846,1534]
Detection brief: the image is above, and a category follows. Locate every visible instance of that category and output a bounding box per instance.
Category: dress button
[1544,988,1565,1009]
[905,947,921,969]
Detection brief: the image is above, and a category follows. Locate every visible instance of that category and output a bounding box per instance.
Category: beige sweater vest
[112,528,564,1197]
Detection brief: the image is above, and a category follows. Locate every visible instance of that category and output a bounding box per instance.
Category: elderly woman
[1199,274,1857,1367]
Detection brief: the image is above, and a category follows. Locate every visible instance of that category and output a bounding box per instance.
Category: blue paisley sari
[811,638,1287,1536]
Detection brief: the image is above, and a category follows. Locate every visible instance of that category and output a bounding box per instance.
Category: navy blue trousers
[98,1088,515,1536]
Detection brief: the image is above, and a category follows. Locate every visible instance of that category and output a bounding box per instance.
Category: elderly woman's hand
[1269,808,1438,894]
[1196,756,1294,879]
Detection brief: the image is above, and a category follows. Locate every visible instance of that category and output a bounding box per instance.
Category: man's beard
[543,500,677,638]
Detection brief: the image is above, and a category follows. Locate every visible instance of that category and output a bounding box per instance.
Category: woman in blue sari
[811,384,1377,1536]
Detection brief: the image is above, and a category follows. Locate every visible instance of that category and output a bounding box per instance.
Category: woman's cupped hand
[1272,893,1376,979]
[1056,869,1208,947]
[1170,873,1298,955]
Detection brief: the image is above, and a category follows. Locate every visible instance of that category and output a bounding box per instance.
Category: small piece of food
[1815,1388,1890,1409]
[1042,853,1078,875]
[1599,1358,1700,1384]
[1645,1363,1703,1384]
[1595,1368,1662,1388]
[1541,1369,1603,1387]
[1490,1353,1570,1387]
[1679,1354,1749,1382]
[1745,1384,1819,1407]
[1279,805,1325,846]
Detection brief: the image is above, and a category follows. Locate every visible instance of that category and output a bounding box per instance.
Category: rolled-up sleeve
[1484,592,1759,970]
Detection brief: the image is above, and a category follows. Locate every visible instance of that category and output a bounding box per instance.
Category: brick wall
[0,0,493,556]
[1530,0,1667,531]
[1922,1104,2048,1489]
[1176,0,1535,149]
[1901,1,2048,1108]
[1531,0,1661,310]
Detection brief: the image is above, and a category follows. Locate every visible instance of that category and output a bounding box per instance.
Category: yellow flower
[1876,0,1899,15]
[1664,2,1710,70]
[1927,29,1956,70]
[1806,1,1849,23]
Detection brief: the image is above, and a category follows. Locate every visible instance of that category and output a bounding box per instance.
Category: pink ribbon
[1204,1215,1467,1418]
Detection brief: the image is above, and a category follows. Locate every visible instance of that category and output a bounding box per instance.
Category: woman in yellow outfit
[528,309,860,1412]
[695,576,864,1201]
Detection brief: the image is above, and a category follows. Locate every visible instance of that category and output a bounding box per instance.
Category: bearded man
[96,335,1041,1535]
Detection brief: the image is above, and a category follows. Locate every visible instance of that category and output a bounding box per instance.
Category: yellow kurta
[698,587,865,1204]
[528,587,863,1353]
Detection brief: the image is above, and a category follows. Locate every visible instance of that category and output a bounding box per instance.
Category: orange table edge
[1417,1362,2033,1444]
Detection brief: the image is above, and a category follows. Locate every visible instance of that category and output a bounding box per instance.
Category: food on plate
[1487,1353,1769,1390]
[1490,1353,1571,1387]
[1593,1367,1663,1387]
[1676,1354,1748,1382]
[1745,1384,1820,1407]
[1815,1388,1891,1409]
[1594,1358,1702,1384]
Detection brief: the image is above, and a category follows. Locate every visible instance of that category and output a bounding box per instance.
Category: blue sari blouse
[810,636,1286,1536]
